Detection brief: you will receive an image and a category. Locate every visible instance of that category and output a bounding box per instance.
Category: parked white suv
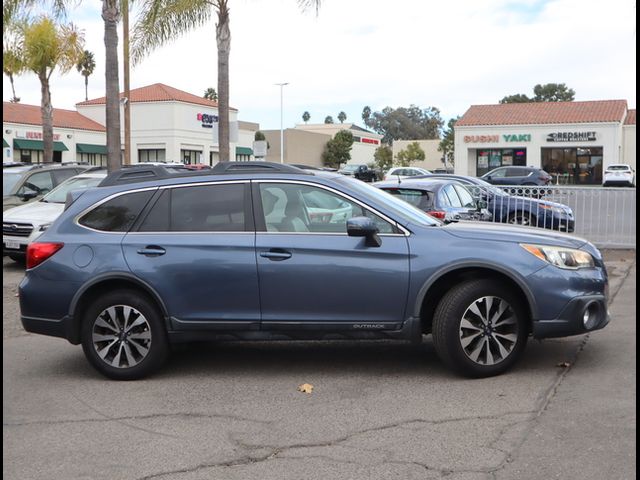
[384,166,431,181]
[602,164,635,187]
[3,171,106,262]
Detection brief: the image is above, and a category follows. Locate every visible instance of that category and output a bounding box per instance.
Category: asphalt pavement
[2,251,636,480]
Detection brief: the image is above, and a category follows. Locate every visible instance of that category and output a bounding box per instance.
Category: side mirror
[485,175,492,181]
[346,216,382,247]
[19,191,39,201]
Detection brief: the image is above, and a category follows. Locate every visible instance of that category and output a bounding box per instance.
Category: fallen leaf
[297,383,314,394]
[556,362,571,368]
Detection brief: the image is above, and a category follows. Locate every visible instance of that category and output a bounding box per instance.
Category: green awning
[13,138,68,152]
[235,146,253,156]
[3,138,8,148]
[76,143,108,154]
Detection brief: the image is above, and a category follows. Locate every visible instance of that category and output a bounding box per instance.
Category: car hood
[441,221,587,249]
[2,201,65,224]
[507,195,572,211]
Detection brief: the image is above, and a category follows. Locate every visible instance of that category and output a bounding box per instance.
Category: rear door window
[442,184,463,207]
[453,185,476,208]
[52,169,81,185]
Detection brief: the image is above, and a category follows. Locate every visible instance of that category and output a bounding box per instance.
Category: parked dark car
[374,178,491,223]
[19,162,608,380]
[338,164,378,182]
[3,163,91,211]
[416,174,575,232]
[480,166,552,194]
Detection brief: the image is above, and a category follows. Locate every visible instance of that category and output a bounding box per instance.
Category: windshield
[341,165,360,172]
[607,165,631,171]
[3,172,22,196]
[42,176,104,203]
[337,176,441,227]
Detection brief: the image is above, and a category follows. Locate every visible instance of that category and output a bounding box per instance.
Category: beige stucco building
[391,139,445,171]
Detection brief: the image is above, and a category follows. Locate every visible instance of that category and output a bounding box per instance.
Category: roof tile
[456,100,628,126]
[3,102,106,131]
[624,109,636,125]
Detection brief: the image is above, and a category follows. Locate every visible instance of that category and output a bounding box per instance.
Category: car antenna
[396,171,402,184]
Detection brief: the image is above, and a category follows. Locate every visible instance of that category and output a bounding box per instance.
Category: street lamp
[275,82,289,163]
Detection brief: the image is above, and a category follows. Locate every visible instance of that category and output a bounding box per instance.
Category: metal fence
[466,185,636,249]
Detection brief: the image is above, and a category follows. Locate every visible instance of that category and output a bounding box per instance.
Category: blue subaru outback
[19,162,609,380]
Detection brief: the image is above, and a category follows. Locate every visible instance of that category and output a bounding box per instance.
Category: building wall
[392,139,443,171]
[622,124,636,170]
[453,123,623,176]
[3,122,106,163]
[262,129,330,167]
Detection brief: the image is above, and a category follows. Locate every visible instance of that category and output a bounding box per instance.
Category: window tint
[259,183,396,234]
[453,185,476,208]
[80,190,155,232]
[52,169,80,185]
[20,171,53,195]
[489,168,506,178]
[138,184,246,232]
[382,188,432,211]
[506,167,526,177]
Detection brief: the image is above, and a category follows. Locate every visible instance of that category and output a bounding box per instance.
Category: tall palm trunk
[84,75,88,101]
[103,0,121,173]
[216,1,230,162]
[39,73,54,163]
[9,74,19,102]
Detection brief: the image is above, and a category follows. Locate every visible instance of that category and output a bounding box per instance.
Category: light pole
[275,82,289,163]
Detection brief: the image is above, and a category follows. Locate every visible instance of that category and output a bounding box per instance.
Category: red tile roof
[3,102,106,131]
[624,109,636,125]
[76,83,237,110]
[456,100,628,127]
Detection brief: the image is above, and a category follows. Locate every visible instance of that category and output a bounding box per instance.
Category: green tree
[500,83,576,104]
[3,18,26,103]
[337,111,346,123]
[438,116,459,167]
[322,130,354,168]
[363,105,444,144]
[22,16,84,163]
[532,83,575,102]
[324,115,334,124]
[499,93,531,104]
[395,141,425,167]
[362,105,371,124]
[302,111,310,123]
[76,49,95,101]
[204,87,218,101]
[133,0,321,165]
[373,145,393,171]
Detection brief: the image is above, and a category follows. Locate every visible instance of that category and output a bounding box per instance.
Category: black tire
[508,212,537,228]
[432,279,528,378]
[81,289,169,380]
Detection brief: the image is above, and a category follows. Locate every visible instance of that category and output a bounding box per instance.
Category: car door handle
[137,246,166,257]
[260,249,292,261]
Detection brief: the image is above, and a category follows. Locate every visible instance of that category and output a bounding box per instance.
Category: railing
[465,185,636,249]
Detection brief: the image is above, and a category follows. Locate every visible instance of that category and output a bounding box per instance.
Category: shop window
[476,148,526,176]
[138,149,166,163]
[542,147,602,185]
[181,150,202,165]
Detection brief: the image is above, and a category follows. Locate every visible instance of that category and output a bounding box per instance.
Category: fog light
[582,302,600,330]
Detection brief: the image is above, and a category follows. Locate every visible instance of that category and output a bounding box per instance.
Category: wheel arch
[68,273,169,344]
[414,263,537,334]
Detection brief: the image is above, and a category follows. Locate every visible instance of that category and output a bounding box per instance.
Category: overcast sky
[4,0,636,131]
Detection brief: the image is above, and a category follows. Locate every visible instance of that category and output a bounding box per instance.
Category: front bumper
[532,294,609,338]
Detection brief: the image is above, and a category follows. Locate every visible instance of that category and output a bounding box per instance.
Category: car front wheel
[432,279,528,377]
[508,212,537,227]
[81,290,169,380]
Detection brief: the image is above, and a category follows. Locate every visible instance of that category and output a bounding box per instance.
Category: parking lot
[3,252,636,480]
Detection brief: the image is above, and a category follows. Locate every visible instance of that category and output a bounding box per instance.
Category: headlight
[38,223,51,232]
[539,205,565,215]
[521,244,594,269]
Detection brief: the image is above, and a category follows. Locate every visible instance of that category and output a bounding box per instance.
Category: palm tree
[133,0,321,164]
[76,49,95,101]
[302,111,310,123]
[3,34,25,103]
[204,87,218,101]
[102,0,121,172]
[337,111,346,123]
[22,16,84,163]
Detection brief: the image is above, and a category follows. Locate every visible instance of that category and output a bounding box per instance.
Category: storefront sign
[502,134,531,142]
[464,135,499,143]
[546,131,596,142]
[17,131,61,141]
[197,113,218,128]
[361,137,379,145]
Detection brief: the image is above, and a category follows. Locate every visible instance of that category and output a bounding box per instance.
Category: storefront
[454,100,635,185]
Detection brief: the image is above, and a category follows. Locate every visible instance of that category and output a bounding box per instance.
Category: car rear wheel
[508,212,537,227]
[81,290,169,380]
[432,279,528,377]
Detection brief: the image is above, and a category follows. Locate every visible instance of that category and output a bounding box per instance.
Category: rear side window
[80,190,155,232]
[506,168,527,177]
[453,185,476,208]
[441,184,463,207]
[138,183,247,232]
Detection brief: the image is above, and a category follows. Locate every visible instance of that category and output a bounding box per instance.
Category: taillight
[26,242,64,269]
[427,210,446,219]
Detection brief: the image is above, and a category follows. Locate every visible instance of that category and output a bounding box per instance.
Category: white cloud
[4,0,636,130]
